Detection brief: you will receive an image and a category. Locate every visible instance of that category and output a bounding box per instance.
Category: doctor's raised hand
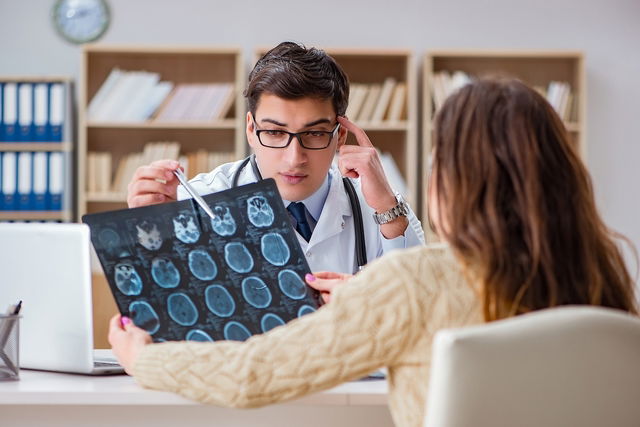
[336,116,409,239]
[127,159,182,208]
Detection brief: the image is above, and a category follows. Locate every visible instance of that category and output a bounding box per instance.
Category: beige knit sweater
[134,244,483,427]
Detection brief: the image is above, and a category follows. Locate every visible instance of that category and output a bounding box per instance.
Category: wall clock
[52,0,110,44]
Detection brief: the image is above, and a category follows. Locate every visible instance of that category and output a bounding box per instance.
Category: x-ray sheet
[83,179,319,343]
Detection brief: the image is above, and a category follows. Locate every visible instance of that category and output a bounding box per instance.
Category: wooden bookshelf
[254,47,419,211]
[79,45,247,218]
[79,46,246,348]
[422,50,586,240]
[0,76,75,223]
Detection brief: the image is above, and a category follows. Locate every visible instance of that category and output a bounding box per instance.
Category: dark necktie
[287,202,312,242]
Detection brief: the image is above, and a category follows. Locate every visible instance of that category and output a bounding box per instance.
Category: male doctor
[127,42,424,274]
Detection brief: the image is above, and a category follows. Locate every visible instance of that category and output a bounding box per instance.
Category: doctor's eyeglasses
[252,117,340,150]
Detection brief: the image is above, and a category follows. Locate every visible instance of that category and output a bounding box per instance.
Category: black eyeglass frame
[252,116,341,150]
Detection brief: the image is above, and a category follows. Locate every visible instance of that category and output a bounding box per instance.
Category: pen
[12,300,22,315]
[173,169,217,220]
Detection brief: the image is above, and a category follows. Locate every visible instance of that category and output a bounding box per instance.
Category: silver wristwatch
[373,194,409,225]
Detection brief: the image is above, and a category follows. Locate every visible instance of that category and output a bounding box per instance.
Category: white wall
[1,0,639,285]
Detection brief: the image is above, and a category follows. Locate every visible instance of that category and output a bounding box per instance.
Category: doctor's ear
[336,126,348,150]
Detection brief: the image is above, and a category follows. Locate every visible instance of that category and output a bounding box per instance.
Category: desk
[0,370,392,426]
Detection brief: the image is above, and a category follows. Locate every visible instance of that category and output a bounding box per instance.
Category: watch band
[373,195,409,225]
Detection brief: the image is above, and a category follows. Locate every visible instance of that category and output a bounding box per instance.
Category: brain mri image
[129,301,160,335]
[136,220,163,251]
[211,206,237,236]
[247,195,274,227]
[151,257,181,288]
[173,213,200,244]
[167,292,199,326]
[84,179,318,342]
[260,233,290,266]
[224,242,254,273]
[204,284,236,317]
[241,276,272,309]
[298,305,316,317]
[98,228,125,257]
[260,313,285,333]
[223,321,252,341]
[188,249,217,280]
[114,262,143,295]
[278,269,307,300]
[186,329,214,342]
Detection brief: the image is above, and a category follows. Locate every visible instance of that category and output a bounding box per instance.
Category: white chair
[425,306,640,427]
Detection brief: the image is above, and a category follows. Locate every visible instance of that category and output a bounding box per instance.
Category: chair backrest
[424,306,640,427]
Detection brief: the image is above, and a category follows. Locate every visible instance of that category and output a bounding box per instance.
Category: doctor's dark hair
[430,77,637,322]
[244,41,350,117]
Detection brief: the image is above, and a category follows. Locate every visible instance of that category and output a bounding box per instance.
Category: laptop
[0,223,124,375]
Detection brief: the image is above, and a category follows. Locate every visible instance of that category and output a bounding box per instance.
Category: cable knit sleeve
[133,248,427,408]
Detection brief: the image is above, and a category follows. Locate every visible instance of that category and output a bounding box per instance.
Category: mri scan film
[83,179,319,342]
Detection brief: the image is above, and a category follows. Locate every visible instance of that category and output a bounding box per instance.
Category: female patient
[109,77,637,427]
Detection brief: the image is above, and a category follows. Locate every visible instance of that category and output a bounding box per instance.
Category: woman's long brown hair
[431,77,638,321]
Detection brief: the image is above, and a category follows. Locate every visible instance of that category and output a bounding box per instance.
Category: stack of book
[87,142,236,197]
[346,77,407,124]
[87,68,235,123]
[537,81,576,122]
[431,71,577,122]
[178,150,236,179]
[154,83,235,122]
[430,71,472,112]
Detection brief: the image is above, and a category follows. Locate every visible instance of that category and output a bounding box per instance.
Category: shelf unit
[422,50,586,239]
[80,46,246,348]
[0,76,74,222]
[253,47,419,211]
[79,45,246,218]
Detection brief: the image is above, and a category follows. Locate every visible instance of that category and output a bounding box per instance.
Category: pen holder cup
[0,314,20,381]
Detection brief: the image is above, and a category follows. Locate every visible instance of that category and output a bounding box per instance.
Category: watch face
[52,0,110,44]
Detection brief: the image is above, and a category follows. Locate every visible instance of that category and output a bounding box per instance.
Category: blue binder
[2,151,17,210]
[0,152,3,210]
[18,83,34,142]
[33,83,49,142]
[32,151,48,211]
[3,83,18,142]
[47,152,63,211]
[49,83,64,143]
[0,82,4,142]
[17,151,33,210]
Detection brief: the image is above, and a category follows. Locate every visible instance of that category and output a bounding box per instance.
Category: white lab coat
[178,158,425,274]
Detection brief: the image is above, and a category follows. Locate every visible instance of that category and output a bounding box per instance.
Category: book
[345,84,368,121]
[357,84,382,122]
[387,82,406,123]
[82,179,320,342]
[370,78,397,123]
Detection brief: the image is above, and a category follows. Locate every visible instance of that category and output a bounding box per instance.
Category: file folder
[33,152,47,211]
[49,84,64,142]
[2,152,17,210]
[18,83,34,142]
[33,83,49,142]
[3,83,18,142]
[0,82,4,141]
[48,152,63,210]
[17,151,33,210]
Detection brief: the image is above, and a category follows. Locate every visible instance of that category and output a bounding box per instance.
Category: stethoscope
[232,154,367,270]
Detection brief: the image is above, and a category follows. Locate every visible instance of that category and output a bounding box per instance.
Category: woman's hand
[305,271,353,304]
[108,314,152,375]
